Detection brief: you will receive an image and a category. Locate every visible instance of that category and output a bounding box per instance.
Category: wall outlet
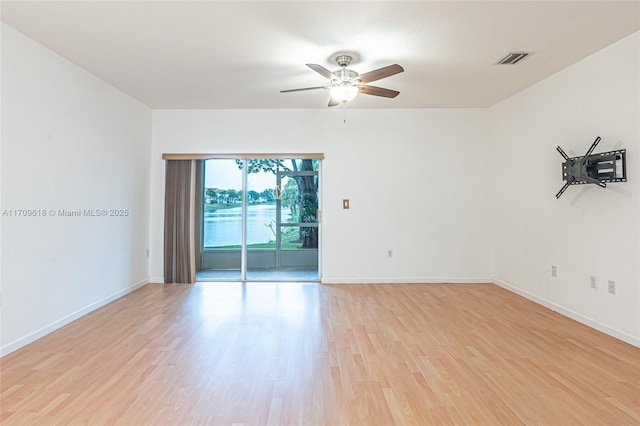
[551,265,557,277]
[590,276,597,289]
[608,280,616,294]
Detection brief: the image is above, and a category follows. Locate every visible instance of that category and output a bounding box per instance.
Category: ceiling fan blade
[306,63,335,80]
[328,97,340,107]
[359,85,400,98]
[280,86,327,93]
[358,64,404,84]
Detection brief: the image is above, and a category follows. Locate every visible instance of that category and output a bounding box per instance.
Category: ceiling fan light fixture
[282,56,403,106]
[329,85,359,103]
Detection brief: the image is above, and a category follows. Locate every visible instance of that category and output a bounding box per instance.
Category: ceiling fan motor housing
[333,68,359,82]
[332,55,359,82]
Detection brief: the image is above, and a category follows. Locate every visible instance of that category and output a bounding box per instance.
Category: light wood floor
[1,283,638,425]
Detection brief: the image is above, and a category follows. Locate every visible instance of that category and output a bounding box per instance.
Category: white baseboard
[1,278,149,357]
[493,278,640,348]
[320,277,493,284]
[149,276,164,284]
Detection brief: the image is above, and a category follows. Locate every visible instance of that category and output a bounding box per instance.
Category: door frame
[197,156,322,281]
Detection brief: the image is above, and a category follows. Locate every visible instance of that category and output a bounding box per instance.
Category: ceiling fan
[281,55,404,107]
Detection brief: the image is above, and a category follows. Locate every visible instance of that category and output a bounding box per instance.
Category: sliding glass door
[199,158,319,281]
[200,159,243,280]
[245,161,279,274]
[272,166,319,272]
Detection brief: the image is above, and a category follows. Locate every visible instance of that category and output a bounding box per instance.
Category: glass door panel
[200,159,243,280]
[276,160,319,280]
[246,162,278,274]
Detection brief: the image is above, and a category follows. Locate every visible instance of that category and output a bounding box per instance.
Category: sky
[204,159,276,192]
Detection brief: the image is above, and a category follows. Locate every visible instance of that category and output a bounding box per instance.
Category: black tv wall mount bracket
[556,136,627,199]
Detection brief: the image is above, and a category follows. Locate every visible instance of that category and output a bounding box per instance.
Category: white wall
[490,32,640,346]
[150,109,494,284]
[0,24,152,355]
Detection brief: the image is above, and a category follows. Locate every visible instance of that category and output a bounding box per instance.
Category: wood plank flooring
[1,282,638,425]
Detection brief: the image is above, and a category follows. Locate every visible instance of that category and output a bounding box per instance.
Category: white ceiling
[2,1,639,109]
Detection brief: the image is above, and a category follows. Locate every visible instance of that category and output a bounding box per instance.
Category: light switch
[343,199,350,209]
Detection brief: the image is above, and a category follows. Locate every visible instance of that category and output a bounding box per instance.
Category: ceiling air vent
[495,52,531,65]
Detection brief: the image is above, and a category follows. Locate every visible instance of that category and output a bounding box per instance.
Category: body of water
[203,204,289,247]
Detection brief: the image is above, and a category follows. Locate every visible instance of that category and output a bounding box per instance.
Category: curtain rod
[162,153,324,160]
